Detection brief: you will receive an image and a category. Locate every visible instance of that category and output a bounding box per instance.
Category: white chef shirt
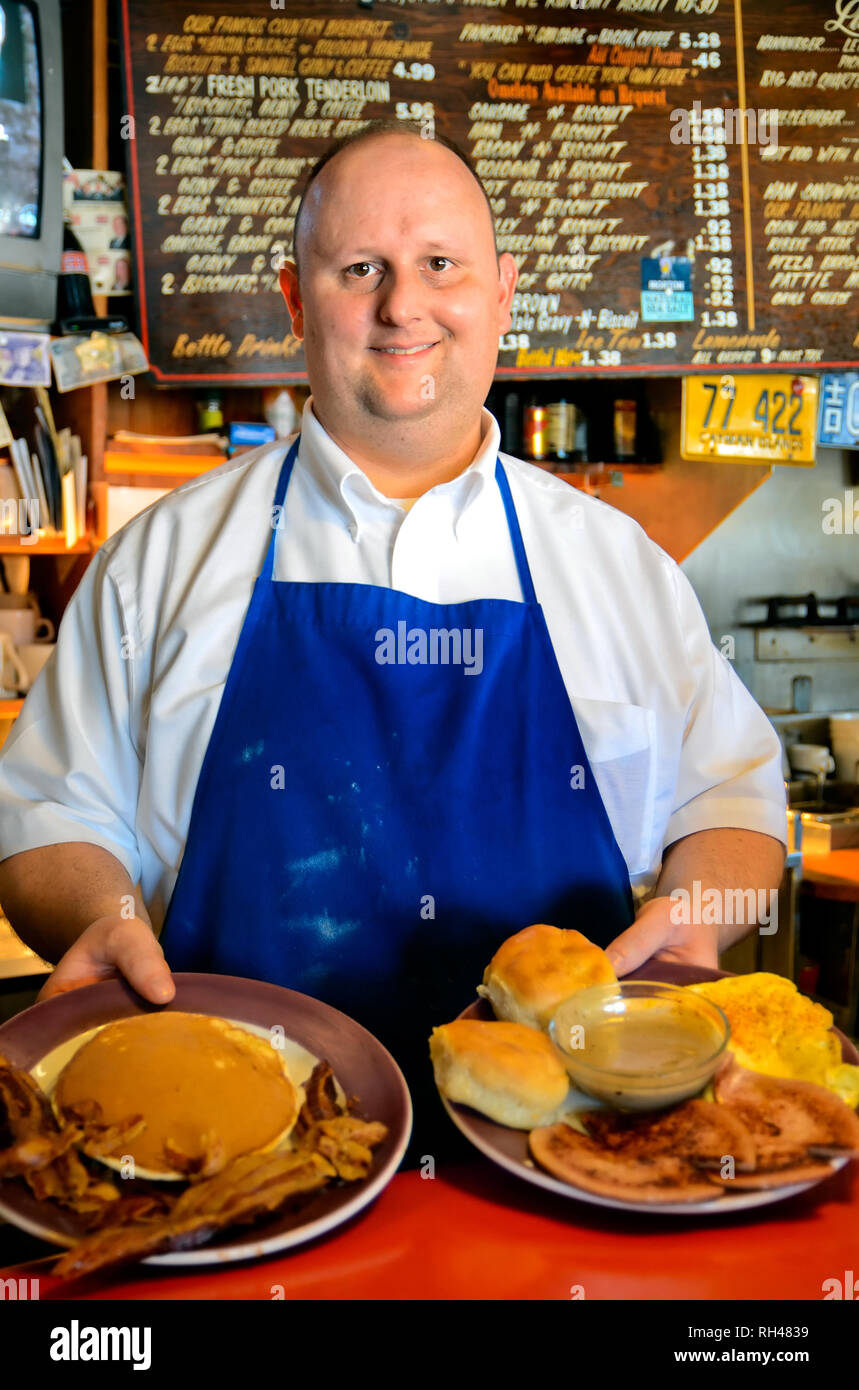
[0,395,787,932]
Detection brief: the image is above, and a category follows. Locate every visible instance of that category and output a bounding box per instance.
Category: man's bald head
[277,117,518,493]
[291,119,498,277]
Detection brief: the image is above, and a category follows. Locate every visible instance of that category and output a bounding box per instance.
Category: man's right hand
[36,914,176,1005]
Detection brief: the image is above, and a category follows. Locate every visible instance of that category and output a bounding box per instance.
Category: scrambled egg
[687,973,859,1110]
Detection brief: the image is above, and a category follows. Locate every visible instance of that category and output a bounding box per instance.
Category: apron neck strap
[263,436,538,605]
[262,435,301,581]
[494,459,537,604]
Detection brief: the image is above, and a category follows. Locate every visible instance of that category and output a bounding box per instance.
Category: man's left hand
[605,895,719,977]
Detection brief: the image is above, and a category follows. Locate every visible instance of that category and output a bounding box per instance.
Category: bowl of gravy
[549,981,730,1111]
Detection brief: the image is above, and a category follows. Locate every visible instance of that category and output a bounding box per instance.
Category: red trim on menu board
[140,359,859,387]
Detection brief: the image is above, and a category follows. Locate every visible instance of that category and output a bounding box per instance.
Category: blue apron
[162,435,633,1133]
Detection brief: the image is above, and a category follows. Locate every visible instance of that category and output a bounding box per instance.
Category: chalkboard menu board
[119,0,859,384]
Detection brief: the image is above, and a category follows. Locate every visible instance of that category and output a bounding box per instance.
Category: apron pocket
[570,697,657,878]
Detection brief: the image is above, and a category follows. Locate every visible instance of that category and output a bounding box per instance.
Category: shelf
[533,460,664,493]
[534,461,663,475]
[104,451,226,477]
[0,534,95,555]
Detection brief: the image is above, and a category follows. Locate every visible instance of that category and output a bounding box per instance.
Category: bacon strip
[52,1149,338,1279]
[296,1116,389,1181]
[61,1098,147,1162]
[0,1054,82,1176]
[295,1060,342,1129]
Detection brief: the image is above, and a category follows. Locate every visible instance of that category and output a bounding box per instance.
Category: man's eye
[345,263,377,279]
[428,257,452,272]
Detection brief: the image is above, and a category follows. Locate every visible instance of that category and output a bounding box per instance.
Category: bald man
[0,121,786,1138]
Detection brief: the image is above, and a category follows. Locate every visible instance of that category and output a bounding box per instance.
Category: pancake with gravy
[54,1012,301,1176]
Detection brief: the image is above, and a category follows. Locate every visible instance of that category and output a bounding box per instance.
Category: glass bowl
[548,981,730,1112]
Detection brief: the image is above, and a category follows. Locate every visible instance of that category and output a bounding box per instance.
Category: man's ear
[496,252,519,336]
[279,261,304,340]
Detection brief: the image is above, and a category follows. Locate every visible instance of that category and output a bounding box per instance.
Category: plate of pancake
[0,973,411,1272]
[430,925,859,1215]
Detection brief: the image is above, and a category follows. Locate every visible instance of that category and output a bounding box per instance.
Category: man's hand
[604,827,786,977]
[36,914,176,1005]
[605,895,719,977]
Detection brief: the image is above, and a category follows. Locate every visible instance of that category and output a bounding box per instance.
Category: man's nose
[376,267,428,324]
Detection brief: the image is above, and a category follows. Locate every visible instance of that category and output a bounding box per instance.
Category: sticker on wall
[50,332,148,393]
[0,331,51,387]
[817,373,859,451]
[640,257,694,323]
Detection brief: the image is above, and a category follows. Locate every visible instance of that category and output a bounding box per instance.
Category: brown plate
[440,962,859,1216]
[0,973,412,1266]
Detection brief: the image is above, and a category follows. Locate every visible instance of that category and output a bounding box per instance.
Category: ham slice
[708,1055,859,1190]
[530,1061,859,1202]
[529,1100,754,1204]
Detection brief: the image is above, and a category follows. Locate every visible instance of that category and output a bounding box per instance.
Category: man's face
[279,134,517,443]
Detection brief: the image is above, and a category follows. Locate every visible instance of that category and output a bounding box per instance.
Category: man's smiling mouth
[370,342,438,356]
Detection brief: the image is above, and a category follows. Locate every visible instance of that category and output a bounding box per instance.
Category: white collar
[296,395,501,542]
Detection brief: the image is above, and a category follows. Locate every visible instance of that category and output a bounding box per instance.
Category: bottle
[56,213,96,324]
[197,390,224,433]
[546,397,577,464]
[522,391,548,461]
[613,399,637,462]
[262,387,300,438]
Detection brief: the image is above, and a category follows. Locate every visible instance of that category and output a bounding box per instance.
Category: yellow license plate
[681,375,818,465]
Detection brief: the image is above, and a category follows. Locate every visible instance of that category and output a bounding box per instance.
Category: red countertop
[802,850,859,896]
[5,1158,858,1301]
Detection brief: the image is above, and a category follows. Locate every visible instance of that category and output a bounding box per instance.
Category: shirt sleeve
[0,543,143,882]
[661,559,788,851]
